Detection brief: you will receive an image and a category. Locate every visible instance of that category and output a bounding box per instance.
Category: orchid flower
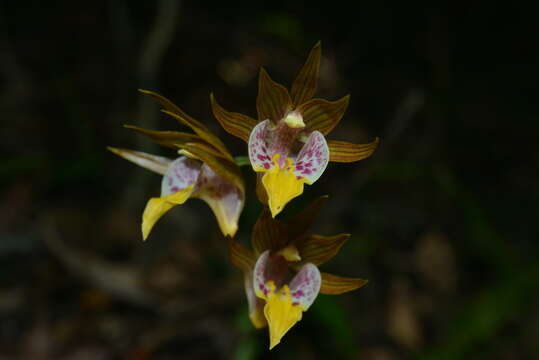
[109,90,245,239]
[227,196,368,349]
[211,42,379,217]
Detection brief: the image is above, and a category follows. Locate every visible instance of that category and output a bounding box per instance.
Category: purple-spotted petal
[254,250,271,298]
[288,263,321,310]
[293,131,329,184]
[161,157,202,197]
[248,120,273,171]
[226,238,266,327]
[253,250,290,298]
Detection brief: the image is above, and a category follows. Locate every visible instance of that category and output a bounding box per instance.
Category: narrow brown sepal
[138,89,233,161]
[288,195,329,239]
[175,141,231,161]
[123,125,202,149]
[328,137,379,163]
[210,93,258,143]
[295,234,350,266]
[256,68,292,123]
[162,109,234,161]
[227,236,255,273]
[251,208,288,255]
[176,143,245,197]
[290,41,321,108]
[255,173,268,205]
[299,95,350,135]
[320,272,368,295]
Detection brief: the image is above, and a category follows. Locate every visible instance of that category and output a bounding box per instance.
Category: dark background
[1,1,538,359]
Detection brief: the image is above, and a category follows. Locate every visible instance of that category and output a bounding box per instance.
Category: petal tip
[268,203,283,218]
[222,223,239,238]
[269,338,280,350]
[141,221,151,241]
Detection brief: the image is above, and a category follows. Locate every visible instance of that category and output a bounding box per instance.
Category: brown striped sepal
[227,236,255,273]
[290,42,321,108]
[210,93,258,142]
[251,208,288,256]
[124,125,204,148]
[328,137,379,163]
[287,195,329,239]
[320,272,368,295]
[255,173,269,205]
[256,68,292,123]
[295,233,350,266]
[299,95,350,135]
[176,143,245,197]
[139,89,233,161]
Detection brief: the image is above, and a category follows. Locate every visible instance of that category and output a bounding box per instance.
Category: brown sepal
[295,233,350,266]
[290,41,321,108]
[299,95,350,135]
[256,68,292,123]
[255,173,268,205]
[138,89,233,161]
[210,94,258,143]
[227,236,255,273]
[328,137,379,163]
[251,208,288,256]
[124,125,202,149]
[162,109,234,162]
[320,272,368,295]
[177,143,245,197]
[288,195,329,239]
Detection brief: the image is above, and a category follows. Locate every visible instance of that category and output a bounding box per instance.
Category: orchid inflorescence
[109,42,378,349]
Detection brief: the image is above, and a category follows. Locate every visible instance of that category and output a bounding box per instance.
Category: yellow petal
[263,284,304,350]
[249,304,268,329]
[141,185,195,240]
[262,161,306,218]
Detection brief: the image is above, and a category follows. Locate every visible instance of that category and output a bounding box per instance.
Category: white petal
[293,131,329,184]
[288,263,321,310]
[161,157,202,197]
[248,120,274,171]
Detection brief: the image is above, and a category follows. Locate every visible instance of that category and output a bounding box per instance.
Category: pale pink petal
[253,250,272,298]
[161,157,202,197]
[248,120,274,171]
[293,131,329,184]
[288,263,321,310]
[196,164,244,237]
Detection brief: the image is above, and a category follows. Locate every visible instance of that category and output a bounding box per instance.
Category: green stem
[234,156,251,167]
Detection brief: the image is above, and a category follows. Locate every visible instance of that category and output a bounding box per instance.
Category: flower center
[283,111,305,129]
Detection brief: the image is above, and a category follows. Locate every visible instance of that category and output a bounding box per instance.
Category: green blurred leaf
[311,295,357,359]
[416,263,539,360]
